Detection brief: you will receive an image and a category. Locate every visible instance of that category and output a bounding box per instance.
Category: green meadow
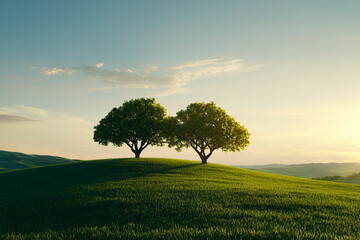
[1,158,360,239]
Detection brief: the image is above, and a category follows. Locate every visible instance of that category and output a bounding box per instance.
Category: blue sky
[1,1,360,165]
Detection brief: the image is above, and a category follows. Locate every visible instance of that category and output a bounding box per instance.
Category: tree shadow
[0,159,201,235]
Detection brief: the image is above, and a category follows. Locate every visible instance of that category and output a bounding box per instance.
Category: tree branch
[191,144,201,156]
[124,141,133,150]
[143,141,150,149]
[206,148,215,159]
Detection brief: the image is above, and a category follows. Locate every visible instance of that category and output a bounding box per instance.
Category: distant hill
[340,172,360,184]
[236,162,360,179]
[0,150,78,172]
[314,172,360,184]
[0,158,360,239]
[236,164,288,168]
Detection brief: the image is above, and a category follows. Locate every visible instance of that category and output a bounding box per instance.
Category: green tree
[166,102,250,164]
[93,98,167,158]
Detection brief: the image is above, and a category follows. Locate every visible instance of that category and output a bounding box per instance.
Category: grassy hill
[1,158,360,239]
[0,150,78,172]
[238,162,360,179]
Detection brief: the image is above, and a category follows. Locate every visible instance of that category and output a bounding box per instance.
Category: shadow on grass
[0,159,201,235]
[0,158,201,192]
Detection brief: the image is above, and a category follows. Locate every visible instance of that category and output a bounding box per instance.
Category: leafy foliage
[166,102,250,163]
[1,158,360,239]
[93,98,167,158]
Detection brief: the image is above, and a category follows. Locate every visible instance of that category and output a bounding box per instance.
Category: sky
[1,0,360,165]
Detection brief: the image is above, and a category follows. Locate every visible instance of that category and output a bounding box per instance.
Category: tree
[93,98,167,158]
[166,102,250,164]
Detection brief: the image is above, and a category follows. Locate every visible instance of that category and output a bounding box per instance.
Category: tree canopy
[93,98,167,158]
[166,102,250,164]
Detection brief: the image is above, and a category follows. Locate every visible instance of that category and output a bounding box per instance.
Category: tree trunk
[200,155,208,164]
[192,145,214,164]
[134,151,141,158]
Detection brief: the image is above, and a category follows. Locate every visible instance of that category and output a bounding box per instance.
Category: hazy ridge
[0,150,78,172]
[237,162,360,179]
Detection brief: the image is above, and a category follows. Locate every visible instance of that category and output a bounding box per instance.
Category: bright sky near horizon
[1,0,360,165]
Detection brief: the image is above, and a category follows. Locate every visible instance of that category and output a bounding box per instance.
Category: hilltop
[1,158,360,239]
[0,150,78,172]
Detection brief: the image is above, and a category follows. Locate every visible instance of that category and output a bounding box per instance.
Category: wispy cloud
[171,58,258,87]
[155,87,191,97]
[0,105,89,125]
[0,115,39,124]
[39,62,170,88]
[95,67,171,88]
[18,105,49,117]
[156,58,258,96]
[41,63,104,76]
[38,58,259,96]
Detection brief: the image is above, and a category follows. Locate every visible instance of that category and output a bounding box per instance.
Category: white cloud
[95,63,104,68]
[95,67,171,88]
[41,62,104,76]
[174,58,241,70]
[42,67,75,75]
[39,58,259,96]
[171,58,258,87]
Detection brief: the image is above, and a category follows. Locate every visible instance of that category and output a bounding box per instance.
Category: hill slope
[1,158,360,239]
[0,150,78,172]
[239,162,360,178]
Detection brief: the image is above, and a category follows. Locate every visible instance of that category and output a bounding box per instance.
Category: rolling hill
[238,162,360,179]
[1,158,360,239]
[314,172,360,185]
[340,172,360,184]
[0,150,78,172]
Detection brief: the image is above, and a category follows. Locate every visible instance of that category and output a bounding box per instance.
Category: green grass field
[0,150,78,172]
[1,158,360,239]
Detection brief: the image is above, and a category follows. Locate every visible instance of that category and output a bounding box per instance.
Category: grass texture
[1,158,360,239]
